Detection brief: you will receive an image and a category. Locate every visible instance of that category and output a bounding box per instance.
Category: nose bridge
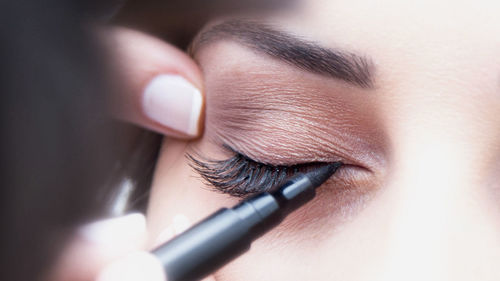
[379,89,500,280]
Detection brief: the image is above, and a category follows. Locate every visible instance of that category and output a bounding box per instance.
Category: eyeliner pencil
[152,162,342,281]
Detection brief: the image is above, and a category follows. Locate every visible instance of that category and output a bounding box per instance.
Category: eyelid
[205,86,382,169]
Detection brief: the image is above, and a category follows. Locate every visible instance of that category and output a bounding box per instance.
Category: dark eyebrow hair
[190,19,375,88]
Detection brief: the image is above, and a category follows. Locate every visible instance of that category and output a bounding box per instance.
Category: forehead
[278,0,500,45]
[250,0,500,110]
[268,0,500,84]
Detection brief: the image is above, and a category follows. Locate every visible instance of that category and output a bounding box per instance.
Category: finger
[50,213,147,281]
[96,252,166,281]
[105,27,204,138]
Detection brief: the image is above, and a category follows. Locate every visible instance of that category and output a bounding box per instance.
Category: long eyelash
[187,150,322,198]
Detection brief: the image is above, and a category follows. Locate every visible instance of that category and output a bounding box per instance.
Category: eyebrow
[190,19,375,88]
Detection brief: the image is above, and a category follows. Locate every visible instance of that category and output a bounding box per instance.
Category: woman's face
[146,0,500,279]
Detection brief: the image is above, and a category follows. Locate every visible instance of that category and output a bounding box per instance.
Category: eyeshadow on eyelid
[197,43,386,170]
[202,81,384,169]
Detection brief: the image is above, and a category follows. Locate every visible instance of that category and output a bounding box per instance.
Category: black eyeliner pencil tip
[305,162,343,188]
[153,162,343,281]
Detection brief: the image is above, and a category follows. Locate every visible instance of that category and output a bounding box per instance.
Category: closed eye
[188,145,338,198]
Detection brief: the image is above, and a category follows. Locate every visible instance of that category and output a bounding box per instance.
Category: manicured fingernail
[79,213,146,246]
[143,74,203,137]
[97,252,166,281]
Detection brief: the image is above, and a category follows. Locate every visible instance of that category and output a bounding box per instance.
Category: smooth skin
[55,0,500,280]
[147,0,500,280]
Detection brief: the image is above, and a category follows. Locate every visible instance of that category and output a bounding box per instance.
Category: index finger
[106,27,205,139]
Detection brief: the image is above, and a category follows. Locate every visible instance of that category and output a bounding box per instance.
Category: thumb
[105,27,204,139]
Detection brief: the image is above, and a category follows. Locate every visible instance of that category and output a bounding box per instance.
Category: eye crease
[190,21,386,202]
[188,146,340,198]
[198,49,385,169]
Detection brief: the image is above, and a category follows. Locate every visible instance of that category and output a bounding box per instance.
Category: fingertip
[142,74,204,138]
[50,214,147,281]
[97,252,166,281]
[79,213,146,248]
[107,27,205,139]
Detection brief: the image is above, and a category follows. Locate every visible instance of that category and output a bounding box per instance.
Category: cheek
[145,137,383,281]
[210,184,392,281]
